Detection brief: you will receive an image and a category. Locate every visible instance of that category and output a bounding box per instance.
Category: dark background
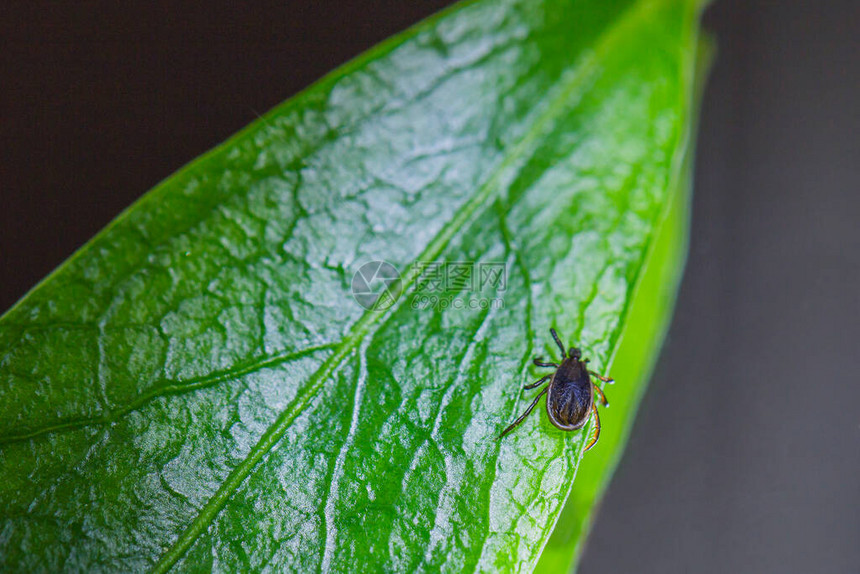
[1,1,858,572]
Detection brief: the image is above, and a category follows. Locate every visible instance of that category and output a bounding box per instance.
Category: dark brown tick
[499,328,614,450]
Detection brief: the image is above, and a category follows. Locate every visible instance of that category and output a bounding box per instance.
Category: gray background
[1,1,858,572]
[581,1,860,572]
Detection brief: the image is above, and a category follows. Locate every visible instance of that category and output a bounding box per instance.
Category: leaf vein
[0,343,335,444]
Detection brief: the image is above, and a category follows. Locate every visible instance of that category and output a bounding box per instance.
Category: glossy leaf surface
[0,0,706,571]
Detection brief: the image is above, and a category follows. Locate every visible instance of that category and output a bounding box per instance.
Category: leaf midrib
[150,1,666,570]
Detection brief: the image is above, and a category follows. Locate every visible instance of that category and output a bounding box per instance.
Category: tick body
[499,328,614,451]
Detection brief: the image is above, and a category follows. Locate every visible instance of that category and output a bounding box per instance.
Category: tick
[499,328,614,450]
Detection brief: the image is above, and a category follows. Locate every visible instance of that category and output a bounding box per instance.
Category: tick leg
[589,370,614,384]
[592,382,609,407]
[533,357,558,368]
[524,374,552,390]
[584,403,601,451]
[499,386,549,439]
[549,328,566,356]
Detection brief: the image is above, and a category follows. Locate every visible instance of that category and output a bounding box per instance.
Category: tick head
[568,347,582,360]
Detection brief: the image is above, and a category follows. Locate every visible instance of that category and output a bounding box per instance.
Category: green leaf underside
[0,0,706,572]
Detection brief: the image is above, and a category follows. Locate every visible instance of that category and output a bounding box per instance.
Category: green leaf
[535,35,713,574]
[0,0,708,572]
